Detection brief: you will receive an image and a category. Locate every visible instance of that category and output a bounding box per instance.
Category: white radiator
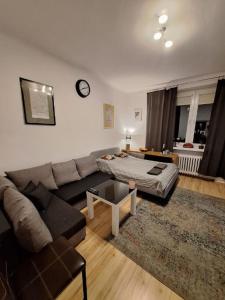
[178,154,202,176]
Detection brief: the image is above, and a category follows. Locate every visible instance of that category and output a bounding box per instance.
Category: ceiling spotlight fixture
[153,12,174,48]
[158,14,168,24]
[165,40,173,48]
[153,31,162,40]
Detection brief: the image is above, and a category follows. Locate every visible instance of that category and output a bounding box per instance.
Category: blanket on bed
[97,156,178,195]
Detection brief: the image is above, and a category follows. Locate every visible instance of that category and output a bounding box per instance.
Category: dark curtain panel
[198,79,225,178]
[174,106,181,139]
[146,87,177,151]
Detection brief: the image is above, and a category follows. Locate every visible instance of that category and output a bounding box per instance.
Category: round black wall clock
[75,79,90,98]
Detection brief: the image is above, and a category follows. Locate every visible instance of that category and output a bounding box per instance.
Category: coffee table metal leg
[130,189,137,215]
[112,205,119,236]
[82,266,88,300]
[86,192,94,219]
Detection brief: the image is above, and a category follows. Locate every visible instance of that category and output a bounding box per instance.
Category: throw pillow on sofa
[6,162,58,191]
[0,176,17,200]
[75,155,98,178]
[52,160,81,186]
[4,188,53,253]
[23,182,52,211]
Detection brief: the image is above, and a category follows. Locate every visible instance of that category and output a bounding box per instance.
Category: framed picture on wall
[20,77,56,125]
[134,108,142,121]
[103,103,114,129]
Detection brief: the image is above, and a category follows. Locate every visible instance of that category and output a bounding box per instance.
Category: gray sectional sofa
[0,152,114,272]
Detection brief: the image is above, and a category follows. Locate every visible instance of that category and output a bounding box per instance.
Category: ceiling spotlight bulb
[165,40,173,48]
[153,31,162,40]
[159,14,168,24]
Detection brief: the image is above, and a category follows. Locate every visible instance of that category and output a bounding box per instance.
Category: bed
[90,148,179,199]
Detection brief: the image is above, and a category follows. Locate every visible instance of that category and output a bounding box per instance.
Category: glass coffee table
[86,179,137,236]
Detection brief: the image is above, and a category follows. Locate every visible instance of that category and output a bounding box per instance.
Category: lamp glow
[165,40,173,48]
[153,32,162,40]
[159,14,168,24]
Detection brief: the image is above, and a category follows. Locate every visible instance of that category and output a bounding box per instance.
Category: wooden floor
[57,176,225,300]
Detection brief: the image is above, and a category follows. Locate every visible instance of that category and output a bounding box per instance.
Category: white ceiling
[1,0,225,92]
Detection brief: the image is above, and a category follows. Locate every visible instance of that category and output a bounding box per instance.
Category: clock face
[75,79,90,98]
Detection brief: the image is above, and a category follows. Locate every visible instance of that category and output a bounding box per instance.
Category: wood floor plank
[57,176,225,300]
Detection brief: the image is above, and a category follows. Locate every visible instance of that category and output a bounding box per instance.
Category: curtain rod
[146,73,225,93]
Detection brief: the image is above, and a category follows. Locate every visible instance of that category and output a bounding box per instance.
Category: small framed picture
[20,78,56,125]
[134,108,142,121]
[103,103,114,129]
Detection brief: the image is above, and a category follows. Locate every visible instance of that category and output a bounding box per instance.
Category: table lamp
[126,134,131,151]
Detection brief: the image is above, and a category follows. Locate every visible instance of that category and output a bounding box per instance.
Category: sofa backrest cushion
[52,160,81,186]
[6,163,58,191]
[4,188,53,253]
[0,176,17,201]
[75,156,98,178]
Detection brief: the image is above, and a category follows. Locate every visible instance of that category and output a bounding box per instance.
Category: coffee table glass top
[91,179,133,204]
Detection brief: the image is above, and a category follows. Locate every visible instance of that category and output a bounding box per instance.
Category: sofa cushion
[22,181,36,194]
[40,195,86,240]
[6,163,58,191]
[22,181,40,210]
[75,155,98,178]
[25,182,53,211]
[52,160,81,186]
[4,188,53,253]
[53,171,112,204]
[0,176,17,201]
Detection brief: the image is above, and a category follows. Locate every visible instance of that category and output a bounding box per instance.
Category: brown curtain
[198,79,225,178]
[145,87,177,151]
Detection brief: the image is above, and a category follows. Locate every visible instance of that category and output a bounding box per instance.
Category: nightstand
[123,149,179,165]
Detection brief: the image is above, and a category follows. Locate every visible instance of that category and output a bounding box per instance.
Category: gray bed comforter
[97,156,179,195]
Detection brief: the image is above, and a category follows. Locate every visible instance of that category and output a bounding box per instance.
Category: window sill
[173,146,204,153]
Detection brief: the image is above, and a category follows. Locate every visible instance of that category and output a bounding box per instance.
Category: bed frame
[90,147,179,199]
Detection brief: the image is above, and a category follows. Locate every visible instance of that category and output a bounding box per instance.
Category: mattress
[97,155,179,197]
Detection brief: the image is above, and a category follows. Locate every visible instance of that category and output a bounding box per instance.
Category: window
[193,104,212,144]
[175,105,190,142]
[174,86,216,145]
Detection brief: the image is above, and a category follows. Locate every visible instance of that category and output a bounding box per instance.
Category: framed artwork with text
[103,103,114,129]
[20,77,56,125]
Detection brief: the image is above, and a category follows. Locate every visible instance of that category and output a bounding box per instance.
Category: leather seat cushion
[53,171,112,203]
[40,196,86,240]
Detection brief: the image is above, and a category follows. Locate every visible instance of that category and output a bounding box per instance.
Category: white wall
[116,92,147,149]
[0,33,124,174]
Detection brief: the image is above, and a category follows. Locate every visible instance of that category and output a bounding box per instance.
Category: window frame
[175,85,216,145]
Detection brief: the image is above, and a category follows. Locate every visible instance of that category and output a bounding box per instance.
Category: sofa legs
[82,267,88,300]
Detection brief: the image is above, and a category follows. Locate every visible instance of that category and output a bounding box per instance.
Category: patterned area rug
[110,187,225,300]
